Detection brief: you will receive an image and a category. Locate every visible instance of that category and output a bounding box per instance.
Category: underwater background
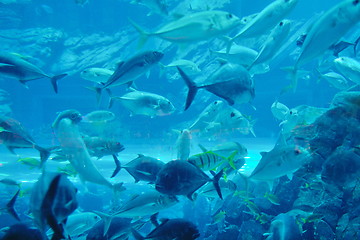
[0,0,360,239]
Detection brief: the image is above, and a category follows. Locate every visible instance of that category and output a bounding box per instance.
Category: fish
[333,56,360,85]
[95,190,178,235]
[0,189,20,221]
[177,64,254,110]
[82,110,116,123]
[120,154,165,183]
[227,0,298,51]
[189,100,226,131]
[0,116,51,167]
[131,217,200,240]
[0,224,43,240]
[130,0,168,16]
[203,106,256,137]
[160,59,201,77]
[264,192,280,205]
[188,151,237,171]
[271,100,290,121]
[17,157,41,168]
[57,164,77,178]
[211,210,227,224]
[249,145,309,190]
[248,20,291,69]
[52,109,124,190]
[317,71,351,90]
[155,160,223,200]
[80,67,114,83]
[83,136,125,159]
[30,172,78,239]
[176,129,192,161]
[46,212,100,238]
[100,51,164,89]
[289,0,360,90]
[265,213,302,240]
[0,53,67,93]
[86,217,140,240]
[198,141,248,158]
[112,89,175,117]
[0,178,21,187]
[129,10,241,47]
[210,44,270,75]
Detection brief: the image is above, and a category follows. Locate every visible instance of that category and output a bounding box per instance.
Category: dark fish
[1,224,43,240]
[0,53,67,93]
[0,116,51,167]
[131,218,200,240]
[0,189,20,221]
[155,160,223,200]
[83,136,125,159]
[30,172,78,239]
[121,154,165,183]
[98,51,163,89]
[177,64,254,110]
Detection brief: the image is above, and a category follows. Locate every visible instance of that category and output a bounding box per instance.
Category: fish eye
[227,13,233,19]
[214,101,218,104]
[70,113,79,120]
[294,149,301,155]
[230,112,235,117]
[353,0,359,5]
[279,21,283,26]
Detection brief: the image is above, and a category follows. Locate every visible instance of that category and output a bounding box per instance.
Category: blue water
[0,0,359,239]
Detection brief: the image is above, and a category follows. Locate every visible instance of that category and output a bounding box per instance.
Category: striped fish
[188,151,236,171]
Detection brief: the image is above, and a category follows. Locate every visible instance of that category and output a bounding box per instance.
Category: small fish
[271,100,290,121]
[0,178,21,187]
[17,157,41,168]
[198,179,237,199]
[120,154,164,183]
[212,210,227,224]
[160,59,201,77]
[333,56,360,85]
[131,0,168,16]
[80,68,114,83]
[188,151,236,171]
[82,110,116,123]
[317,71,351,90]
[83,136,124,159]
[129,10,241,47]
[131,217,200,240]
[177,64,254,110]
[189,100,225,131]
[112,89,175,117]
[264,192,280,205]
[244,199,261,219]
[57,164,77,178]
[155,160,223,200]
[0,53,67,93]
[176,129,192,161]
[0,116,51,167]
[301,213,324,223]
[199,141,248,158]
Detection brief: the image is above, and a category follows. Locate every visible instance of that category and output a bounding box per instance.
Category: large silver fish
[333,56,360,85]
[129,10,241,47]
[0,53,67,93]
[177,64,254,110]
[249,145,309,190]
[52,109,124,191]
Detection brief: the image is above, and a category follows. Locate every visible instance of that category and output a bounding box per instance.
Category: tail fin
[7,189,20,221]
[177,67,198,111]
[211,169,224,199]
[50,74,67,93]
[93,211,113,236]
[110,154,121,178]
[227,150,238,170]
[225,37,235,54]
[128,18,150,48]
[35,146,51,168]
[198,144,208,153]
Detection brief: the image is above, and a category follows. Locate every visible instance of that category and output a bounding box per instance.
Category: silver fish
[333,56,360,85]
[112,90,175,117]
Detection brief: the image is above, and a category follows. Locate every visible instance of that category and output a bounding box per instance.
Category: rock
[237,220,265,240]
